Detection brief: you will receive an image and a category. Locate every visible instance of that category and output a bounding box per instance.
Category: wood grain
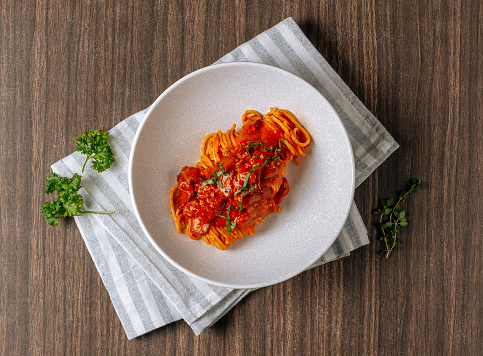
[1,0,481,355]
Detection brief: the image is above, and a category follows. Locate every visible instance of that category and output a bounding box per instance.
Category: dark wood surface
[1,1,481,355]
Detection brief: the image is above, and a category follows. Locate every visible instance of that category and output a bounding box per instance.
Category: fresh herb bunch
[373,179,421,258]
[40,172,115,226]
[75,129,115,173]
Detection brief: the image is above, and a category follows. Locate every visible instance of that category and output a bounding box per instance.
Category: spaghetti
[169,108,311,250]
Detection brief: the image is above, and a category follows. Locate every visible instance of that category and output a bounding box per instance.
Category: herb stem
[79,210,115,215]
[81,154,91,173]
[380,214,389,254]
[389,197,403,221]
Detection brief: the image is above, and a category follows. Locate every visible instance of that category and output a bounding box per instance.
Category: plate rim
[128,61,355,288]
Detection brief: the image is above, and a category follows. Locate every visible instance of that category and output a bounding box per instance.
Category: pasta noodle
[169,108,311,250]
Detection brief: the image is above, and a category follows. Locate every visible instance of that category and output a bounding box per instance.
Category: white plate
[129,62,354,289]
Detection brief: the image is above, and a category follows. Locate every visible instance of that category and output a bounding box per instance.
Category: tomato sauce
[175,115,292,238]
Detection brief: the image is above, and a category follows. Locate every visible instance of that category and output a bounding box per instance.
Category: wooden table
[1,1,481,355]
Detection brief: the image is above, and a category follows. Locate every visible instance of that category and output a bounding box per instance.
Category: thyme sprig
[373,179,421,258]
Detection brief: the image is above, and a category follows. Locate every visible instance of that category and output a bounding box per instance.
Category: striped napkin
[52,17,398,339]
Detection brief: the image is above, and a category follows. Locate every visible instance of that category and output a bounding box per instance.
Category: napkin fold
[52,17,398,339]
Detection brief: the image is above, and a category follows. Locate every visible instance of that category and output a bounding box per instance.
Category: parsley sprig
[373,179,421,258]
[41,173,115,226]
[75,130,115,173]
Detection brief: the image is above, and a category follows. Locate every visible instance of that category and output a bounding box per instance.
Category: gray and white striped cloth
[52,17,398,339]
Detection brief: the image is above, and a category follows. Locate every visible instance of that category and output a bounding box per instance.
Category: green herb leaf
[75,130,115,173]
[41,172,114,226]
[200,169,227,188]
[229,217,238,233]
[246,139,287,155]
[372,179,421,258]
[45,172,82,195]
[217,163,229,176]
[235,159,268,196]
[199,178,215,188]
[245,141,262,152]
[217,205,237,233]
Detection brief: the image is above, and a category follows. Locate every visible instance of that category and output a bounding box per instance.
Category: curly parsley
[75,130,115,173]
[40,172,114,226]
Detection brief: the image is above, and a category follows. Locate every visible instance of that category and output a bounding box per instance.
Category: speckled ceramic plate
[129,62,354,288]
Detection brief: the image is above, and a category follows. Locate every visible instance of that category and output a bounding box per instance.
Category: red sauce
[175,115,292,238]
